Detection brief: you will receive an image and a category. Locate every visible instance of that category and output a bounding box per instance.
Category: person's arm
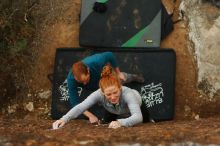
[103,52,126,81]
[53,89,102,129]
[115,67,126,81]
[67,72,98,123]
[116,92,143,127]
[67,72,80,107]
[83,111,99,123]
[60,89,102,123]
[103,52,118,68]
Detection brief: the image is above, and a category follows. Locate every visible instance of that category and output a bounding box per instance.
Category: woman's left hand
[108,121,121,129]
[89,115,99,124]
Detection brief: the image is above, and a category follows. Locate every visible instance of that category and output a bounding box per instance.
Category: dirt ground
[0,116,220,146]
[0,0,220,145]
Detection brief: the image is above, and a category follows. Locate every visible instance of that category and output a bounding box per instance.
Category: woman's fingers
[89,116,99,124]
[59,121,65,128]
[52,120,65,129]
[108,122,113,128]
[52,121,59,129]
[108,121,121,129]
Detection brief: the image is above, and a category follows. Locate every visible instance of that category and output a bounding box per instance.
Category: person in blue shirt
[67,52,144,124]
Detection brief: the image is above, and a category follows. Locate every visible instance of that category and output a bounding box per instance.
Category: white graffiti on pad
[59,79,83,101]
[141,82,164,108]
[59,79,69,101]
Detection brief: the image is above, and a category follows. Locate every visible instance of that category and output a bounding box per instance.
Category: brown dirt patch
[0,0,220,145]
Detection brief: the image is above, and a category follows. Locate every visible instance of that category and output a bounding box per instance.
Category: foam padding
[51,48,176,121]
[80,0,162,48]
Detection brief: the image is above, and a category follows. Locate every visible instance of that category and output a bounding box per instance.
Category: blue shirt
[67,52,118,107]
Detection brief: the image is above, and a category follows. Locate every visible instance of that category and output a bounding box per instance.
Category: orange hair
[72,61,88,79]
[99,64,121,92]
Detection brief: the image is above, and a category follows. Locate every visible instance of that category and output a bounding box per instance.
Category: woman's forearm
[83,110,96,118]
[115,67,121,74]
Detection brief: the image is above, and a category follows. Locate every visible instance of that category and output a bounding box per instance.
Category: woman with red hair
[53,64,148,129]
[66,52,144,124]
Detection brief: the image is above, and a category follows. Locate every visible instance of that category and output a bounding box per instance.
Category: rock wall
[180,0,220,99]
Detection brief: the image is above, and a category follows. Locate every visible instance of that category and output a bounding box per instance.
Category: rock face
[180,0,220,98]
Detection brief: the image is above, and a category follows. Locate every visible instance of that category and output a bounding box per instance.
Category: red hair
[99,64,121,92]
[72,61,88,79]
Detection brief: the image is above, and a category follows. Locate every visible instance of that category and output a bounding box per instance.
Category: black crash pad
[80,0,162,47]
[51,48,176,122]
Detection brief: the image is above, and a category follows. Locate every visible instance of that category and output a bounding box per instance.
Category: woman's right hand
[52,119,66,129]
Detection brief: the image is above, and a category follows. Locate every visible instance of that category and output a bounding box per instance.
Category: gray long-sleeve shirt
[61,86,143,127]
